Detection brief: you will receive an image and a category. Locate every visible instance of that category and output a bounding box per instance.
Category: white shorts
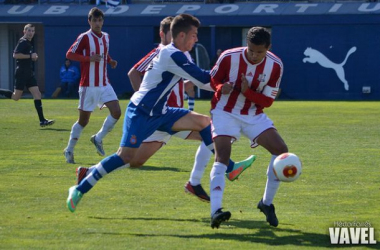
[143,130,192,144]
[78,85,118,112]
[211,110,275,148]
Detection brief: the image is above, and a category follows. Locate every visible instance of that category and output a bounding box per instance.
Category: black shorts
[14,70,37,91]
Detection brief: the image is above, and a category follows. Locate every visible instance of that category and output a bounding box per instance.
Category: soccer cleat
[0,89,13,99]
[76,167,89,185]
[226,155,256,181]
[211,208,231,229]
[90,135,105,156]
[257,198,279,227]
[184,181,210,202]
[67,185,83,213]
[40,119,55,127]
[64,149,75,164]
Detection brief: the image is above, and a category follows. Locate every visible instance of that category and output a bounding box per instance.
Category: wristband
[30,53,32,59]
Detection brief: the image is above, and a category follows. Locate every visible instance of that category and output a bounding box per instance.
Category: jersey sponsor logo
[303,47,356,91]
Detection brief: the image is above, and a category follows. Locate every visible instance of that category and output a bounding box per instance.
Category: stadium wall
[0,2,379,100]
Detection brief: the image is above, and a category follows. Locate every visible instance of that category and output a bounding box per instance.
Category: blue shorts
[120,102,190,148]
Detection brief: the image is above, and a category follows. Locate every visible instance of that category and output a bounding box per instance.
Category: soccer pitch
[0,99,379,249]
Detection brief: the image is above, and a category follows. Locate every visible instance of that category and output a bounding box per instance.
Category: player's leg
[173,112,254,182]
[174,131,212,186]
[209,111,244,228]
[210,136,232,228]
[12,89,23,101]
[91,86,121,156]
[29,86,54,127]
[256,128,288,227]
[67,102,159,212]
[78,132,168,183]
[67,145,137,212]
[64,109,91,164]
[184,80,195,111]
[129,142,164,168]
[3,71,24,100]
[178,132,212,202]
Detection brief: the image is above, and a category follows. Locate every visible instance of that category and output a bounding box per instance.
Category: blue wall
[1,3,379,100]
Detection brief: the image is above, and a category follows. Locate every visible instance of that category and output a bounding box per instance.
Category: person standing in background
[0,24,55,127]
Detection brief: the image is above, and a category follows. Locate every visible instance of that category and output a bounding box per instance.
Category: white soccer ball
[273,153,302,182]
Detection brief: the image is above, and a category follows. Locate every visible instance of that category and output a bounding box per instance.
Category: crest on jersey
[258,74,266,82]
[130,135,137,145]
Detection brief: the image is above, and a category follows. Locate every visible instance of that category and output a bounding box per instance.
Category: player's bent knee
[112,109,122,120]
[198,115,211,127]
[129,159,146,168]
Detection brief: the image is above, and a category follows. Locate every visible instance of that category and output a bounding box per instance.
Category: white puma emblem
[303,47,357,91]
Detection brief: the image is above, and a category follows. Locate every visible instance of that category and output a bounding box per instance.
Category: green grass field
[0,99,379,249]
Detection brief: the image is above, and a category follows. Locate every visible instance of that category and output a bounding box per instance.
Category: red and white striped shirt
[210,47,283,116]
[133,44,184,108]
[67,29,111,87]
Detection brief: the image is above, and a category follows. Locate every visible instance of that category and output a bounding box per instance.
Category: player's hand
[31,53,38,61]
[221,82,233,94]
[109,60,117,69]
[90,54,102,62]
[241,73,248,93]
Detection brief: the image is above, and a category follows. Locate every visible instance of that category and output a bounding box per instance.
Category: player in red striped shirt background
[63,7,121,164]
[209,27,288,229]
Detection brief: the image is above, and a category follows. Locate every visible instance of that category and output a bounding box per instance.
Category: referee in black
[0,24,54,127]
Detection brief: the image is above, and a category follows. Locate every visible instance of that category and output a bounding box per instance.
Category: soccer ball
[273,153,302,182]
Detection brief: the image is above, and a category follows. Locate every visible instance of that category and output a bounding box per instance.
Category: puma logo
[303,47,357,91]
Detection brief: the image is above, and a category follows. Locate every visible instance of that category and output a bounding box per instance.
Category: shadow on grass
[130,165,189,172]
[40,128,71,132]
[85,217,379,248]
[73,165,189,172]
[88,216,200,223]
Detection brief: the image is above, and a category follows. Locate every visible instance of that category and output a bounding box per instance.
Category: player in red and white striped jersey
[209,27,288,228]
[63,7,121,164]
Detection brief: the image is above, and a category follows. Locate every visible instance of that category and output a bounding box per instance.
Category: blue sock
[77,154,125,194]
[199,125,234,172]
[188,97,195,111]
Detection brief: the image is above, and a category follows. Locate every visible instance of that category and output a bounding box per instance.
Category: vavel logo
[329,221,377,245]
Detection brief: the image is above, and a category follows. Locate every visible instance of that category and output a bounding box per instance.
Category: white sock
[66,122,83,152]
[263,155,280,205]
[210,162,227,215]
[88,163,129,174]
[95,115,118,142]
[189,142,212,185]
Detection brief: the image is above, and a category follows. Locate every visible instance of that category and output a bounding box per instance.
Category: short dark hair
[160,16,174,35]
[170,14,200,39]
[23,24,35,31]
[88,7,104,21]
[246,27,271,48]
